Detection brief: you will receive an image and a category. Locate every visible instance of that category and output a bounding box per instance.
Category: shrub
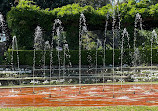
[7,48,158,66]
[6,0,158,50]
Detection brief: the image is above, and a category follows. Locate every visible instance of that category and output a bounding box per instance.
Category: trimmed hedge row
[6,49,158,66]
[7,0,158,50]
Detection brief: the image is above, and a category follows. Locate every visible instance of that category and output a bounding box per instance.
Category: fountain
[102,14,109,91]
[79,13,87,93]
[52,19,64,91]
[95,39,99,85]
[43,41,50,84]
[0,13,7,65]
[0,13,5,33]
[131,13,143,94]
[150,30,158,90]
[120,28,129,88]
[62,40,72,82]
[11,36,21,92]
[0,3,158,106]
[11,36,20,73]
[119,28,130,86]
[33,26,44,93]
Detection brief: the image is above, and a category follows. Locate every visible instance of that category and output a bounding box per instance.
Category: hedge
[6,0,158,50]
[6,48,158,66]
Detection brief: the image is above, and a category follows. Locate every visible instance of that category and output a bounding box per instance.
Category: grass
[0,82,158,88]
[0,106,158,111]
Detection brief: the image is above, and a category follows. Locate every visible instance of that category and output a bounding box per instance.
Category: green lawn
[0,82,158,88]
[0,106,158,111]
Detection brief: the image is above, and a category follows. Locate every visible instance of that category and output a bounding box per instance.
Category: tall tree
[33,0,74,10]
[74,0,110,8]
[0,0,14,17]
[32,0,111,9]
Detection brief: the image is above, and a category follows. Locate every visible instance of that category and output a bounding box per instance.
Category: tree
[32,0,111,9]
[74,0,110,8]
[150,0,157,4]
[0,0,14,17]
[33,0,74,10]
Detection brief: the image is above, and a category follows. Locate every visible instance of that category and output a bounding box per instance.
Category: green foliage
[33,0,74,10]
[82,31,99,50]
[149,4,158,17]
[136,0,151,8]
[7,50,113,66]
[150,0,157,5]
[7,48,158,66]
[53,4,81,18]
[74,0,109,8]
[97,4,113,19]
[138,28,158,48]
[6,0,158,50]
[1,106,158,111]
[118,0,158,23]
[7,0,54,49]
[0,0,13,17]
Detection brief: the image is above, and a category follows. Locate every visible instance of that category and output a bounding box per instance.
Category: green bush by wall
[6,48,158,66]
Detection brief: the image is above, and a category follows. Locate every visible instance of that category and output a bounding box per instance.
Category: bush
[6,48,158,66]
[7,0,158,50]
